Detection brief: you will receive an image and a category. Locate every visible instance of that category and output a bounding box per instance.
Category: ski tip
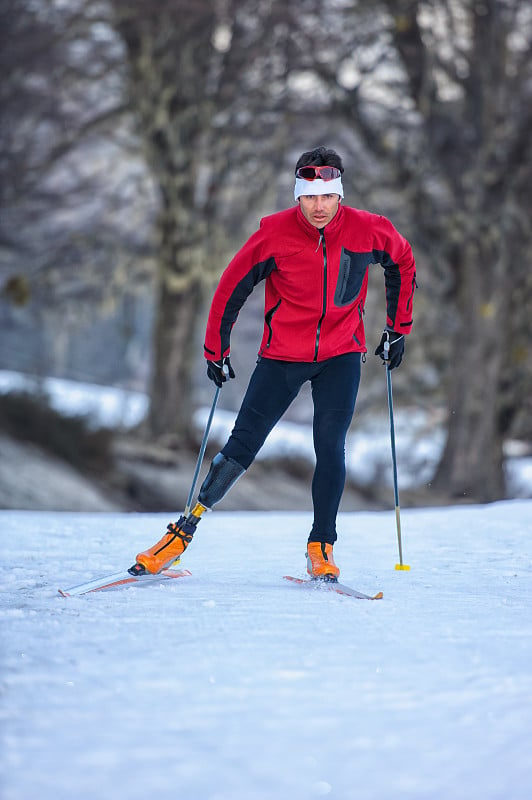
[57,589,70,597]
[395,564,411,571]
[373,591,384,599]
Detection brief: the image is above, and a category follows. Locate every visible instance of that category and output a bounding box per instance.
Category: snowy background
[1,500,532,800]
[1,369,531,500]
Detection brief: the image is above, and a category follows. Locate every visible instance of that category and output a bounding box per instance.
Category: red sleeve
[204,225,277,361]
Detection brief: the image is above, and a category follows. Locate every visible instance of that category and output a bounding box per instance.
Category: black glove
[375,330,405,370]
[206,356,235,387]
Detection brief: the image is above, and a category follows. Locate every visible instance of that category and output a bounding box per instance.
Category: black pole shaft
[386,366,400,508]
[185,386,221,514]
[385,364,405,566]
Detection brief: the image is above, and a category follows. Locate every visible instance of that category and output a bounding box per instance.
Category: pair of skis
[57,566,382,600]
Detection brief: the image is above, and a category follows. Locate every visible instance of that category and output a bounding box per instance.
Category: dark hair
[295,146,344,174]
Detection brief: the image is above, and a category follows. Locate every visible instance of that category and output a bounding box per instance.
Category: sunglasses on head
[296,165,341,181]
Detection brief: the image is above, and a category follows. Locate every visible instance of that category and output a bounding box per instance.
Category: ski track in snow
[1,502,532,800]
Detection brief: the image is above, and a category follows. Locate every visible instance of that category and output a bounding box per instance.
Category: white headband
[294,176,344,201]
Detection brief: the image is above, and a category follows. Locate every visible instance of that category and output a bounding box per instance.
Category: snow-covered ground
[1,501,532,799]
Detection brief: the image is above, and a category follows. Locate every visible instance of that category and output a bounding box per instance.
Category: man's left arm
[373,216,417,368]
[374,216,416,333]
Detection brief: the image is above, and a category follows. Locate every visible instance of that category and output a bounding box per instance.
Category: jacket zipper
[314,231,327,361]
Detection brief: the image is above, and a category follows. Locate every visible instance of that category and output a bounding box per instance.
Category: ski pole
[184,385,221,515]
[383,340,410,571]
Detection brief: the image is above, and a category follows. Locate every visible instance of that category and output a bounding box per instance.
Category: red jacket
[204,203,416,363]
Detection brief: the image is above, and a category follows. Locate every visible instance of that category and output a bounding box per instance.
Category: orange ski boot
[132,502,207,574]
[306,541,340,581]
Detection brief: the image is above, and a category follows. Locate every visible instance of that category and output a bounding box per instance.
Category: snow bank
[1,369,530,498]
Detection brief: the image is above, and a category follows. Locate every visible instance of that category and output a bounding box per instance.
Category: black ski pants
[221,352,361,543]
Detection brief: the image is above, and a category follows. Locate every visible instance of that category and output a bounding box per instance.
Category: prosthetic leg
[131,453,245,574]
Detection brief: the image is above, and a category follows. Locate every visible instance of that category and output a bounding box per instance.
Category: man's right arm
[203,228,277,363]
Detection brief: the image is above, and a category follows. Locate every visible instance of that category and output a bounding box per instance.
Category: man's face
[298,194,340,228]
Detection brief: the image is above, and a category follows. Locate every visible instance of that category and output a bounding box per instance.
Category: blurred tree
[0,0,156,383]
[383,0,532,500]
[3,0,530,506]
[110,0,299,440]
[306,0,532,500]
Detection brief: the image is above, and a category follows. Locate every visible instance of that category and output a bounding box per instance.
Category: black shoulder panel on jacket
[373,248,401,328]
[219,257,277,354]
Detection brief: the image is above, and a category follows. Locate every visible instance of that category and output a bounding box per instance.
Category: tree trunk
[383,0,530,501]
[111,0,217,441]
[432,233,507,500]
[148,250,205,441]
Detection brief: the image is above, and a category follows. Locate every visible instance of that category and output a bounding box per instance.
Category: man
[131,146,416,581]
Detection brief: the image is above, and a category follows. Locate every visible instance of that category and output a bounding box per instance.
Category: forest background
[1,0,531,513]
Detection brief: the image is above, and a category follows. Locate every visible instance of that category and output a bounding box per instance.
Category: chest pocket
[334,248,371,307]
